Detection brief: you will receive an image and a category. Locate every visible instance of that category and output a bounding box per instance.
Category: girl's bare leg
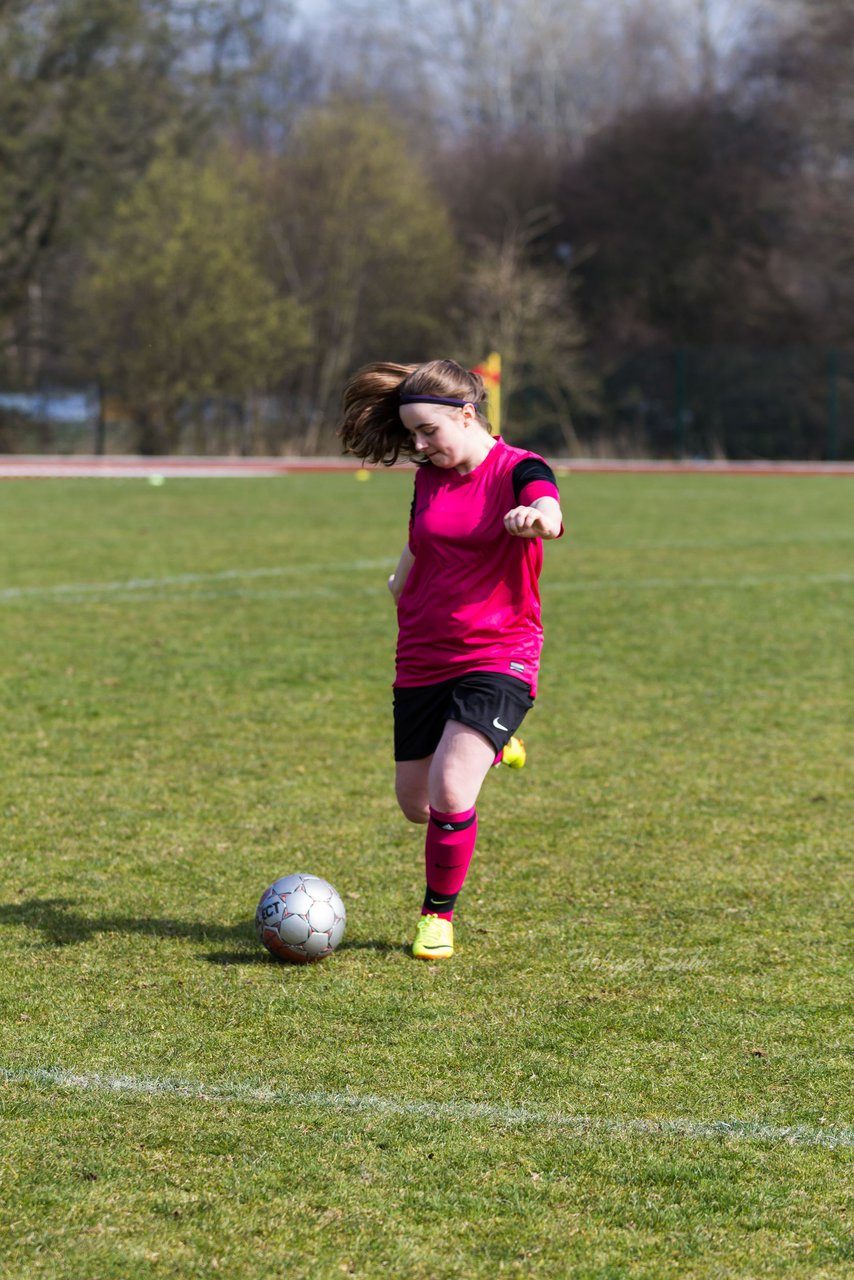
[395,757,432,824]
[428,720,496,813]
[395,721,496,824]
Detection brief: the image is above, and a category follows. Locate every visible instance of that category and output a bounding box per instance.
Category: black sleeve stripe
[511,457,558,505]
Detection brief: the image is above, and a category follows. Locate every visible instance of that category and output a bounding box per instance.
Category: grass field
[0,470,851,1279]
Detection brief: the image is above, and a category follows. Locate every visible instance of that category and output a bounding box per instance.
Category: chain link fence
[1,349,852,460]
[562,348,854,462]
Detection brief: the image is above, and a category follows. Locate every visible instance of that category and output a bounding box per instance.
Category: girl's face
[399,402,490,473]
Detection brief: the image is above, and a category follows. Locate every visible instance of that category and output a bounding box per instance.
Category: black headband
[399,394,475,408]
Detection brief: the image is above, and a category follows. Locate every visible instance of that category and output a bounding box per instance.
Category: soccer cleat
[500,735,526,769]
[412,913,454,960]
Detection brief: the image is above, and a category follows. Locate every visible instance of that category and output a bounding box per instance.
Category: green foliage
[1,2,852,453]
[262,98,462,442]
[77,145,309,450]
[0,1,212,320]
[461,223,599,450]
[0,472,852,1276]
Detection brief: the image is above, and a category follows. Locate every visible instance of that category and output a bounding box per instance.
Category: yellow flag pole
[472,352,502,435]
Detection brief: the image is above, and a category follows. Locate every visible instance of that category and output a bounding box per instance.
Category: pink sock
[422,805,478,920]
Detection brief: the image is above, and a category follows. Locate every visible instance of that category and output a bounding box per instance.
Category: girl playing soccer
[339,359,563,959]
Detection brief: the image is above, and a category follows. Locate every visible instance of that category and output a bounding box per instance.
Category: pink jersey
[394,436,562,694]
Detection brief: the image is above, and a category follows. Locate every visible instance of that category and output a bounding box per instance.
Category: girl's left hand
[504,503,561,539]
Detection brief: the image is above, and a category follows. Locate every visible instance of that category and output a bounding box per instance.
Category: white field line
[0,560,396,603]
[543,570,854,594]
[2,1065,851,1150]
[612,530,854,549]
[157,569,854,606]
[1,566,852,607]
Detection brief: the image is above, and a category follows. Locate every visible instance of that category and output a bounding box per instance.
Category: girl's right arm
[388,545,415,603]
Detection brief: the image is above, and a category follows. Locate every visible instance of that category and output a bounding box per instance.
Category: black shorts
[393,672,535,762]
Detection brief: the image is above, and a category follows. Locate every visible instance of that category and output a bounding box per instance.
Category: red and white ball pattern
[255,873,346,964]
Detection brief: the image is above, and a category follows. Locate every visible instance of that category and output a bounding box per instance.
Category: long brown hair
[339,359,489,465]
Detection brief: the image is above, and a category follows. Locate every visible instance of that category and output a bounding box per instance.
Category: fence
[1,349,852,460]
[561,347,854,462]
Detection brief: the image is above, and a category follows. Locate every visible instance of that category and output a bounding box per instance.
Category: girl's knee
[395,788,429,825]
[400,801,430,825]
[395,760,431,825]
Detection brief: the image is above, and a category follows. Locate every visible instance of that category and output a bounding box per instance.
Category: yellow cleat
[412,913,454,960]
[501,735,526,769]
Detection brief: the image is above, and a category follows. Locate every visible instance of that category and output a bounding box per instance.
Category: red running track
[0,455,852,478]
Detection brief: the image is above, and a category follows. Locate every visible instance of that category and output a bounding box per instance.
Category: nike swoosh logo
[493,717,509,732]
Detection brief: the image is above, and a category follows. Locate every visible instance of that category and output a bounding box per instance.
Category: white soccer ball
[255,872,346,964]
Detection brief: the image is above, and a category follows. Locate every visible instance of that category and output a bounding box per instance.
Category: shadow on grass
[205,939,406,965]
[0,897,405,964]
[0,896,254,949]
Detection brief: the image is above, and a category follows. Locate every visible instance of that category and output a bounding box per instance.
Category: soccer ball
[255,873,346,964]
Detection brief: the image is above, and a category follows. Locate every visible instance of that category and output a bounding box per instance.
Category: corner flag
[472,352,502,435]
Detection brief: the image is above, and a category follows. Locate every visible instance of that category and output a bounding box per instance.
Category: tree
[459,220,598,454]
[751,0,854,166]
[431,130,564,252]
[560,97,804,348]
[297,0,766,148]
[259,99,462,450]
[744,0,854,344]
[0,0,272,376]
[76,145,308,452]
